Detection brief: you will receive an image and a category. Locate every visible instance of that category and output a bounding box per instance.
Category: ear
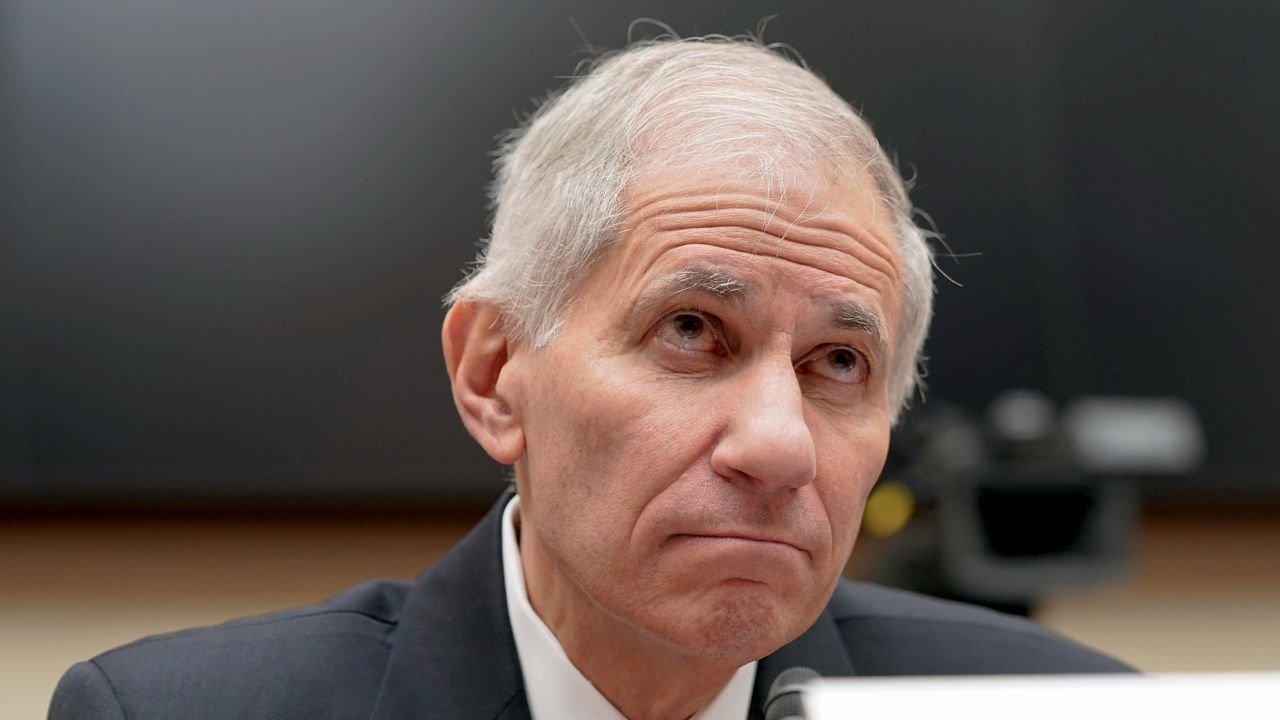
[441,300,524,465]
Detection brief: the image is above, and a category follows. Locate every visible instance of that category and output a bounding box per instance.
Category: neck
[520,525,743,720]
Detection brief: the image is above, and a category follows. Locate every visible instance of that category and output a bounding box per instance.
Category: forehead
[598,164,904,333]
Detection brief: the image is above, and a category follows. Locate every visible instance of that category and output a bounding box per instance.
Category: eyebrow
[633,266,749,318]
[833,301,887,359]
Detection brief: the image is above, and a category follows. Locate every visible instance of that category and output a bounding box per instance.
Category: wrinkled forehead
[606,160,904,328]
[620,158,896,257]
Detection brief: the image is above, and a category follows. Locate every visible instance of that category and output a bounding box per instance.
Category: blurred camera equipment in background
[863,390,1205,615]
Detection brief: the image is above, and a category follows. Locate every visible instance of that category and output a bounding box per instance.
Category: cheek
[814,419,890,541]
[522,353,709,510]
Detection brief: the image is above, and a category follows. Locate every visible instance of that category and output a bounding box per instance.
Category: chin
[682,586,809,664]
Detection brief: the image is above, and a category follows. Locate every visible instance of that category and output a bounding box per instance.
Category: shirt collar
[501,495,757,720]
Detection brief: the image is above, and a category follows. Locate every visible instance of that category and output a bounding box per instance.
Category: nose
[711,356,818,492]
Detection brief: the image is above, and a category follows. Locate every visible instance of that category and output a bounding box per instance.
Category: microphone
[763,666,820,720]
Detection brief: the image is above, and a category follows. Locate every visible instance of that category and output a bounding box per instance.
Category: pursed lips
[671,532,810,557]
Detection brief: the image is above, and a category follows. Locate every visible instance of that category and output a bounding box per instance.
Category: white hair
[447,36,934,421]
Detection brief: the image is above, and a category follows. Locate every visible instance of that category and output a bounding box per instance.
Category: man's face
[501,164,903,664]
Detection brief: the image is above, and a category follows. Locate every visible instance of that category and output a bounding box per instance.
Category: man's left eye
[803,346,868,385]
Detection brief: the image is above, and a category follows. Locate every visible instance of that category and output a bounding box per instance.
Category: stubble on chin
[678,588,799,665]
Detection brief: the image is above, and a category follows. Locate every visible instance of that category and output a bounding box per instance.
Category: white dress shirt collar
[501,495,757,720]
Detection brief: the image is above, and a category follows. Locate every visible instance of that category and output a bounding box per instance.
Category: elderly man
[50,38,1127,720]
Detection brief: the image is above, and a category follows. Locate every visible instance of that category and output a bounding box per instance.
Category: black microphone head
[764,666,821,720]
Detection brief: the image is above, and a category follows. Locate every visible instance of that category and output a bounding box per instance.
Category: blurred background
[3,1,1278,716]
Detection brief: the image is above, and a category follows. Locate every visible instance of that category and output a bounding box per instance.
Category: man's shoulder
[51,579,412,720]
[94,577,411,669]
[825,579,1132,675]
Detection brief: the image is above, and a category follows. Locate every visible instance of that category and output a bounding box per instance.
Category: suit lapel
[368,491,529,720]
[749,606,857,720]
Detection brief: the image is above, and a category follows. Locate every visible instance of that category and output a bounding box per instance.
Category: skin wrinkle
[626,185,885,241]
[775,186,823,244]
[628,214,897,278]
[623,193,901,287]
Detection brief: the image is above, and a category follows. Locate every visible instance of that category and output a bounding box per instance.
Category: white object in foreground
[804,673,1280,720]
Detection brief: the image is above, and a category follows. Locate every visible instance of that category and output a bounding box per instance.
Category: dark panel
[3,1,1277,508]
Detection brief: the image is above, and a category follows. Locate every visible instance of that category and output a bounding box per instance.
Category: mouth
[672,533,808,557]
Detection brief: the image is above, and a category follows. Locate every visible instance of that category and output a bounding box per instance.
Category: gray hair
[447,36,934,421]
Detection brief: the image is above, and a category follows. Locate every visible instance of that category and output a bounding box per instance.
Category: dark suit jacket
[50,492,1130,719]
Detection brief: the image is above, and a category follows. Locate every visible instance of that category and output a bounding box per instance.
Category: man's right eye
[654,310,723,355]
